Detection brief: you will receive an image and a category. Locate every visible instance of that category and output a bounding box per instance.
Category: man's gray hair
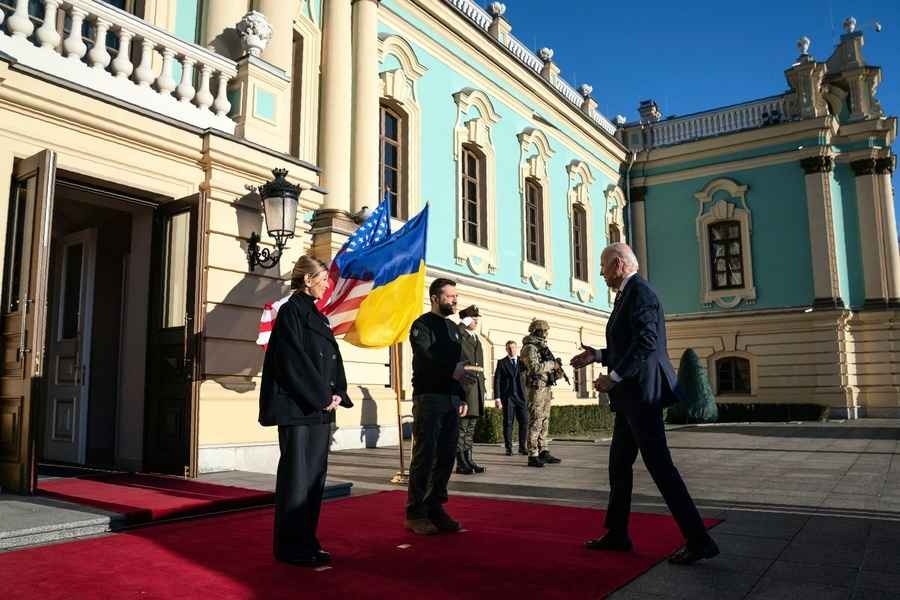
[603,242,640,271]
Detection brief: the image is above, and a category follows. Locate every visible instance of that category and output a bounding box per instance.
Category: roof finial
[843,16,857,34]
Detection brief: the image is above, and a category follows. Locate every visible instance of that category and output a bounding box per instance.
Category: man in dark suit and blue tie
[571,242,718,565]
[493,340,528,456]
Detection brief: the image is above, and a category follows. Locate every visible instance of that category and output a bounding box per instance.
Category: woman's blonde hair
[290,255,328,291]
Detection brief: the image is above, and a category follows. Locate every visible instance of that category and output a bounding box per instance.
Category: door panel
[43,229,96,464]
[144,195,201,476]
[0,150,56,494]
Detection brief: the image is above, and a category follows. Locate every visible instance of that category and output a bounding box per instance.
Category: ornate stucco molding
[694,178,757,309]
[378,34,427,219]
[517,128,554,290]
[452,88,501,275]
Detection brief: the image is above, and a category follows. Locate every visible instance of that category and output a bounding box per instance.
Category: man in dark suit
[493,340,528,456]
[571,242,718,565]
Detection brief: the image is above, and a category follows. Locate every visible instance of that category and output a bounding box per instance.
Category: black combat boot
[455,452,474,474]
[466,450,486,473]
[527,455,544,468]
[539,450,561,464]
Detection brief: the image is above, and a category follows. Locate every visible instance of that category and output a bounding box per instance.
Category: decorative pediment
[378,34,428,80]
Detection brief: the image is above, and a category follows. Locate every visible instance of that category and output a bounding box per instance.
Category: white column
[629,188,649,279]
[257,0,294,73]
[204,0,248,47]
[802,156,843,308]
[877,159,900,303]
[320,0,353,211]
[351,0,380,213]
[852,159,890,305]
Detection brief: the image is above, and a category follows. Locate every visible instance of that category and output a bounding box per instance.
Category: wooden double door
[0,151,204,493]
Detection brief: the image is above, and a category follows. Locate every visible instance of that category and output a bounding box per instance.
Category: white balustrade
[6,0,34,39]
[443,0,618,137]
[0,0,239,133]
[643,96,791,148]
[35,0,61,49]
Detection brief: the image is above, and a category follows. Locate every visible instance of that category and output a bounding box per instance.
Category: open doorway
[39,189,134,469]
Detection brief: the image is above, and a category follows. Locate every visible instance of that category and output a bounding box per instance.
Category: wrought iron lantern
[247,168,302,271]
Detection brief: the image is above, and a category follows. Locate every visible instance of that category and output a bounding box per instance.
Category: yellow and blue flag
[321,204,428,348]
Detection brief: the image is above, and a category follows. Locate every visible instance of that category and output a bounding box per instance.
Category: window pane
[163,211,190,328]
[384,143,398,168]
[384,112,399,141]
[466,154,477,176]
[3,181,28,313]
[61,243,83,340]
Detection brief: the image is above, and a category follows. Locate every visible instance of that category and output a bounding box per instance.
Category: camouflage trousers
[526,388,552,456]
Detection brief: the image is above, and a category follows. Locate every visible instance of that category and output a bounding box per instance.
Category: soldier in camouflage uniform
[520,319,564,467]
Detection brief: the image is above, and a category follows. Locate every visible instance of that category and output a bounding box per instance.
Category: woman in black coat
[259,255,352,566]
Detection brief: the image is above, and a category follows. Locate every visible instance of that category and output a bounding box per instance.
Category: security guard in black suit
[260,256,352,567]
[493,340,528,455]
[456,305,486,474]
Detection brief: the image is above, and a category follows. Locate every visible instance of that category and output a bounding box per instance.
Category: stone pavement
[327,419,900,600]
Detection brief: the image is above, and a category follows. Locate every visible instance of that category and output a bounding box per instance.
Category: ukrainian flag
[334,205,428,348]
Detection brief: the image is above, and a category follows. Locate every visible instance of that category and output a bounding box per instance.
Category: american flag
[256,199,391,348]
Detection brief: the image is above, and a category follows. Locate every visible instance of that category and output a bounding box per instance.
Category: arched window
[379,104,404,218]
[525,178,545,266]
[461,145,487,248]
[716,356,751,394]
[573,205,588,281]
[709,220,744,290]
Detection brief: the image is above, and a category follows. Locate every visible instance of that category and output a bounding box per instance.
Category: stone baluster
[194,64,214,111]
[212,72,231,116]
[64,8,88,63]
[156,49,177,97]
[111,29,135,79]
[176,57,196,103]
[36,0,62,49]
[88,19,112,71]
[133,39,155,87]
[6,0,34,39]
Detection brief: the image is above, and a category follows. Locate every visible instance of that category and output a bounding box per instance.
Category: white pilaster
[351,0,380,213]
[320,0,353,211]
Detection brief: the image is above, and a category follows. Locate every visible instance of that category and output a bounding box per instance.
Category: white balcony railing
[444,0,618,137]
[0,0,238,133]
[644,96,791,148]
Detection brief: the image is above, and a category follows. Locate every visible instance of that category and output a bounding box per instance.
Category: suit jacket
[259,292,352,426]
[600,274,682,412]
[493,356,526,406]
[457,324,486,416]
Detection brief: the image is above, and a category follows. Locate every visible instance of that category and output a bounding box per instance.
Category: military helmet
[528,319,550,333]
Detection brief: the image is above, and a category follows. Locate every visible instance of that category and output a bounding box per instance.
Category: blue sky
[508,1,899,232]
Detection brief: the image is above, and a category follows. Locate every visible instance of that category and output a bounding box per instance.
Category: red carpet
[39,474,272,523]
[3,490,717,599]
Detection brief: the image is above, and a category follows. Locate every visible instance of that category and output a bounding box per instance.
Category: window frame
[695,178,756,309]
[524,177,545,266]
[572,204,588,282]
[708,220,745,291]
[379,103,404,219]
[460,144,487,248]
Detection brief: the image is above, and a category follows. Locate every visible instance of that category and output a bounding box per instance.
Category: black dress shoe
[277,551,331,567]
[585,533,633,552]
[505,448,513,456]
[668,539,719,565]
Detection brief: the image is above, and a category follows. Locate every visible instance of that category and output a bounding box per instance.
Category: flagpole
[389,342,409,485]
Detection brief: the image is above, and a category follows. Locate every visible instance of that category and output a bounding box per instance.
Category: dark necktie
[609,291,625,326]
